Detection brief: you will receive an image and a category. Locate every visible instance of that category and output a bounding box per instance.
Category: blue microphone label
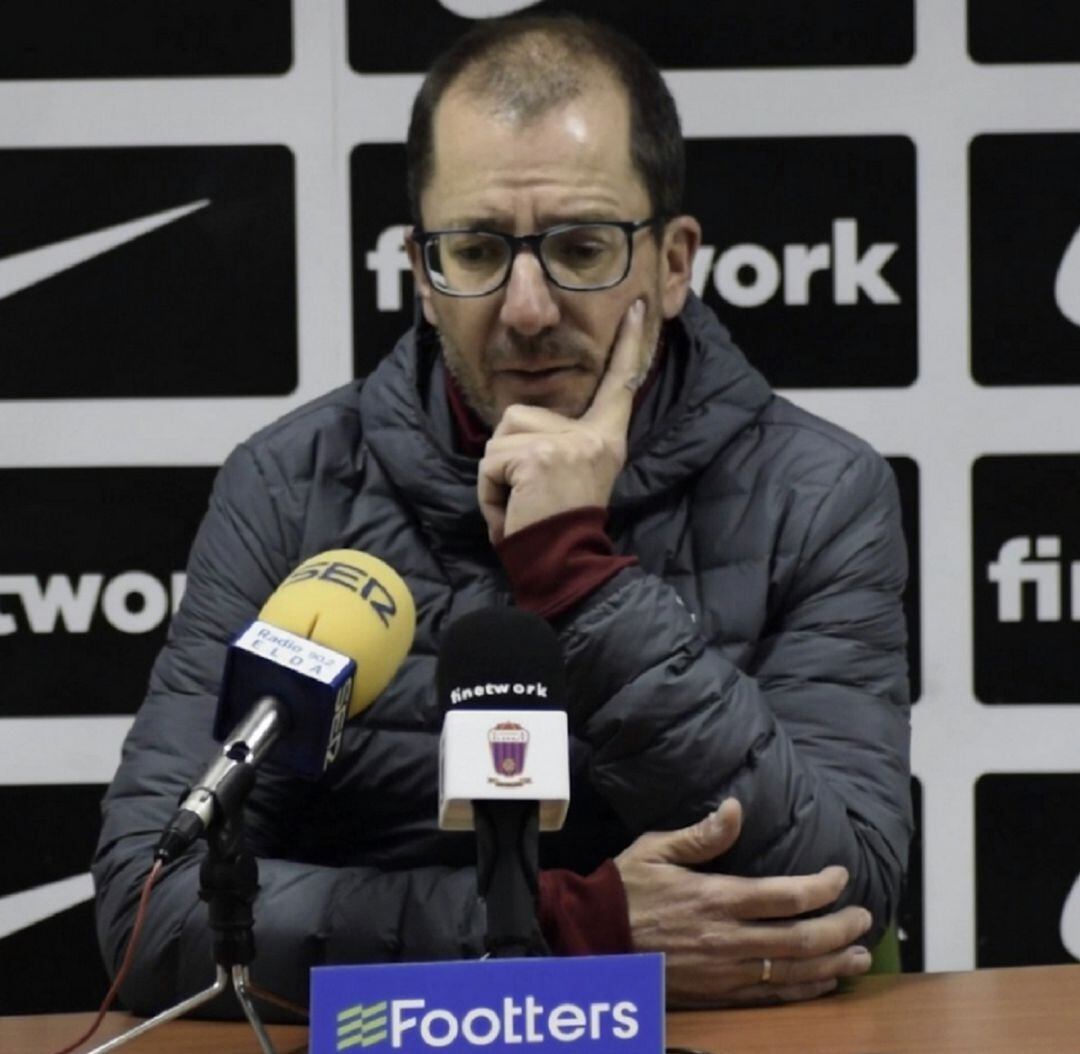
[234,619,352,684]
[310,954,664,1054]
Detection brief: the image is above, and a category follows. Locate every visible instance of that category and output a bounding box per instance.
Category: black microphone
[436,607,570,958]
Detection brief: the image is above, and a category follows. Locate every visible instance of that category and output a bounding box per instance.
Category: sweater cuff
[537,859,633,956]
[496,507,637,620]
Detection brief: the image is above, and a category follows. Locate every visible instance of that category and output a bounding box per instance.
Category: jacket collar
[360,295,773,543]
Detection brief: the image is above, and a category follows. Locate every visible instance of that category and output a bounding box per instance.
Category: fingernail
[861,910,873,932]
[850,946,872,972]
[632,297,645,318]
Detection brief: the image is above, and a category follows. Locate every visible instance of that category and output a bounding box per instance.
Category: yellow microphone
[257,548,417,717]
[157,549,415,862]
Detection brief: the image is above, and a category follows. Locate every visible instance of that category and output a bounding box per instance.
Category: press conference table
[7,964,1080,1054]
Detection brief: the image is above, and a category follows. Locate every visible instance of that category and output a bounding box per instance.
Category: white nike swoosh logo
[1055,225,1080,327]
[1060,872,1080,959]
[438,0,542,17]
[0,199,210,301]
[0,872,95,940]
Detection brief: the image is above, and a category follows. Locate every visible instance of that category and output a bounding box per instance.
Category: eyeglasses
[411,218,656,297]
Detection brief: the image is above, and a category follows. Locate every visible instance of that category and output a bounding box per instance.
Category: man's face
[409,75,695,427]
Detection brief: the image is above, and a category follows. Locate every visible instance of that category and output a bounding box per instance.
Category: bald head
[454,27,586,125]
[406,15,684,227]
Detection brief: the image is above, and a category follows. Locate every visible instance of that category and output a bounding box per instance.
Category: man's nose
[498,250,560,335]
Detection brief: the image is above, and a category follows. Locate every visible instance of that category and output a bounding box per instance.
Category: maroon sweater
[445,372,639,956]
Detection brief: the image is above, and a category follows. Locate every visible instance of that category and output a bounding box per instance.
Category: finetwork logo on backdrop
[976,775,1080,968]
[973,456,1080,703]
[0,146,297,399]
[0,571,186,635]
[971,135,1080,385]
[352,138,917,387]
[987,537,1080,623]
[0,466,216,718]
[347,1,913,72]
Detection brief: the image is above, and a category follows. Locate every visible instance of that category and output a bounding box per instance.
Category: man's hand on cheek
[478,298,646,546]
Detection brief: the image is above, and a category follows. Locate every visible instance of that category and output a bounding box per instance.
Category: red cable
[50,858,164,1054]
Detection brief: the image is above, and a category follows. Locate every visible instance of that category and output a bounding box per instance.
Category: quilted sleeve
[556,444,911,943]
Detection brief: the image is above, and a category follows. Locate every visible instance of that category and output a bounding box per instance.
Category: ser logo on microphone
[324,678,354,768]
[283,558,400,629]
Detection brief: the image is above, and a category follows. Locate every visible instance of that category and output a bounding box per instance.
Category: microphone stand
[88,787,307,1054]
[474,800,546,958]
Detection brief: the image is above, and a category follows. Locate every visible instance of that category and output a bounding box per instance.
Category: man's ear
[659,215,702,319]
[405,227,439,328]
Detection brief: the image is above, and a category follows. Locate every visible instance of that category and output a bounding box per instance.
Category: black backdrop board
[976,774,1080,967]
[351,144,415,378]
[970,135,1080,386]
[0,146,298,399]
[685,137,917,389]
[348,0,914,72]
[972,455,1080,704]
[899,777,924,973]
[0,1,292,79]
[888,458,922,703]
[0,467,217,718]
[968,0,1080,63]
[0,785,109,1014]
[351,138,918,389]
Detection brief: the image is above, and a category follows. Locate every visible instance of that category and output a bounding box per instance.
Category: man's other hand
[478,298,646,545]
[614,799,875,1007]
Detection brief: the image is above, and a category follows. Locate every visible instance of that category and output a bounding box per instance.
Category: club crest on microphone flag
[439,709,569,831]
[489,722,530,786]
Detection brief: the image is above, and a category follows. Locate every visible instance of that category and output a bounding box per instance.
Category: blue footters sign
[310,953,664,1054]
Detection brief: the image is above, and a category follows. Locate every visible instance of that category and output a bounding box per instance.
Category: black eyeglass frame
[410,217,660,298]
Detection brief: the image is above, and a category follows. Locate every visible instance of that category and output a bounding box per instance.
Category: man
[94,15,910,1013]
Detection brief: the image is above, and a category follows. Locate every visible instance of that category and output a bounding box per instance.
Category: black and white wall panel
[1,0,1079,1011]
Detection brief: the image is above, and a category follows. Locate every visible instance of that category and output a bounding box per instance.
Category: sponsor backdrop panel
[0,467,217,717]
[0,1,293,79]
[683,137,917,389]
[2,0,1080,1014]
[0,784,109,1014]
[970,135,1080,386]
[888,458,921,703]
[351,143,413,378]
[975,774,1080,967]
[968,0,1080,64]
[972,455,1080,704]
[0,146,298,399]
[898,777,924,973]
[348,0,915,71]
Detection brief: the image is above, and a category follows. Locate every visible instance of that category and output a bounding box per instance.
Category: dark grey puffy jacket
[93,296,911,1015]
